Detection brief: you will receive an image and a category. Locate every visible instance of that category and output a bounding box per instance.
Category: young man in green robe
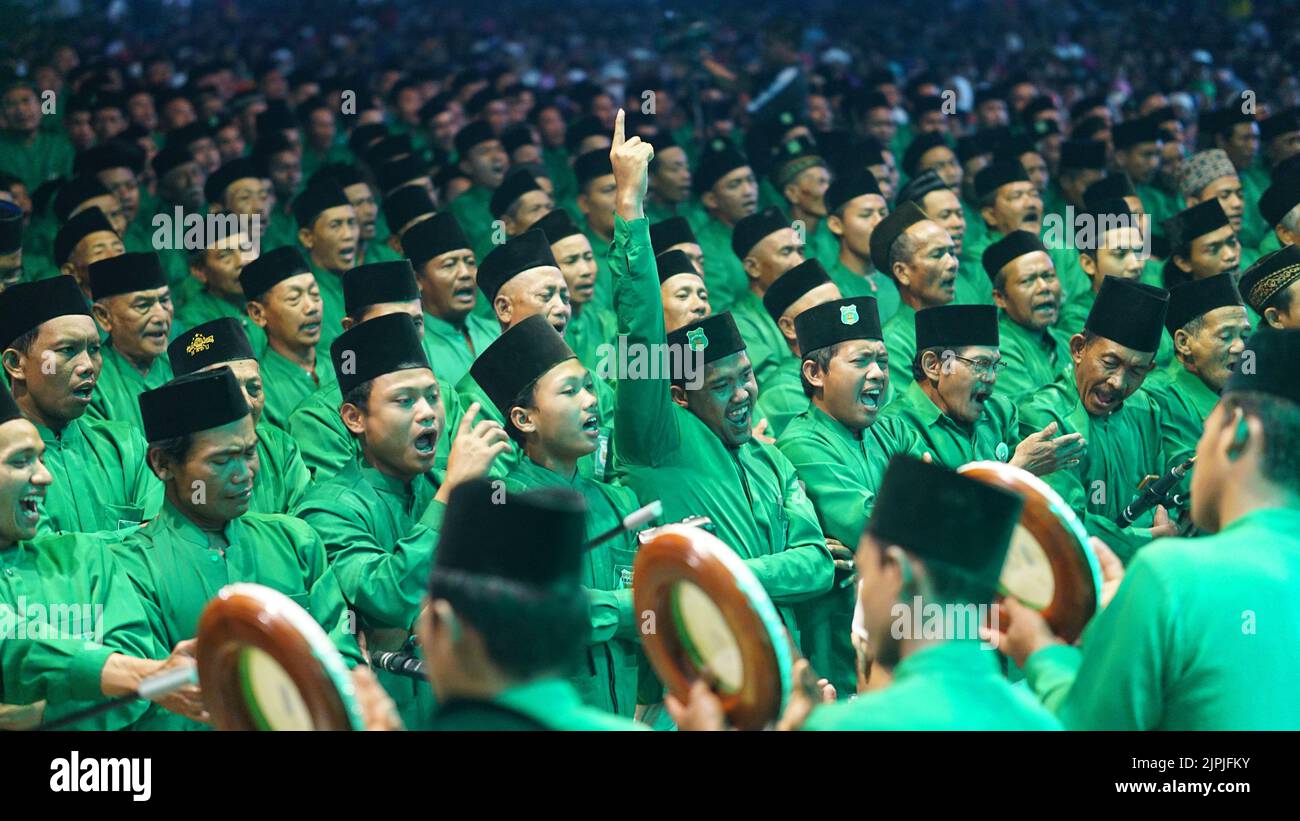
[0,275,161,534]
[822,168,900,323]
[241,245,337,429]
[607,110,835,654]
[1018,276,1180,561]
[999,326,1300,730]
[573,150,618,311]
[0,384,201,731]
[1238,242,1300,330]
[84,252,173,429]
[1159,199,1241,291]
[293,180,359,353]
[957,160,1044,307]
[655,249,711,333]
[983,231,1073,402]
[446,122,507,262]
[0,78,73,192]
[203,158,271,267]
[115,367,362,730]
[311,162,403,267]
[755,258,842,436]
[168,318,311,515]
[691,140,760,313]
[530,207,617,376]
[728,207,805,390]
[473,314,642,718]
[297,313,509,728]
[174,226,267,357]
[1140,274,1251,505]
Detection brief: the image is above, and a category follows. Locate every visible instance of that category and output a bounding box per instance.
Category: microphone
[584,500,663,550]
[1115,456,1196,528]
[36,665,199,731]
[370,650,426,680]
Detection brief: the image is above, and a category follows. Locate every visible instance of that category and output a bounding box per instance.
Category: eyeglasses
[949,354,1006,378]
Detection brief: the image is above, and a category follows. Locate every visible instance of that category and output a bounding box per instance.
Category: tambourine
[196,583,364,731]
[633,524,792,730]
[957,461,1103,643]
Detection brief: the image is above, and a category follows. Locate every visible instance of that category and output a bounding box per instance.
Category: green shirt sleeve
[586,588,637,644]
[743,447,836,603]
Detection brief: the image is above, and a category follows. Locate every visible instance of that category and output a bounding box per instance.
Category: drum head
[634,525,791,730]
[957,462,1102,643]
[197,583,364,731]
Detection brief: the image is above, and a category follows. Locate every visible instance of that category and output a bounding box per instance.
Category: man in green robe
[311,162,403,267]
[1018,276,1179,561]
[241,246,337,429]
[873,202,959,399]
[0,78,73,192]
[728,207,805,390]
[572,152,619,312]
[1141,274,1251,504]
[51,206,124,297]
[1159,199,1241,292]
[169,318,311,515]
[801,456,1060,730]
[77,141,153,256]
[607,112,834,653]
[115,367,362,730]
[174,226,267,357]
[755,258,842,436]
[203,157,272,271]
[1238,237,1300,331]
[691,139,760,313]
[294,180,359,353]
[473,314,642,718]
[297,313,509,728]
[999,326,1300,729]
[1114,118,1183,229]
[956,160,1045,307]
[644,133,700,227]
[655,249,711,333]
[822,168,900,322]
[0,385,199,731]
[447,122,507,262]
[769,135,836,265]
[983,231,1074,401]
[0,275,161,534]
[895,168,973,311]
[84,252,173,429]
[531,208,617,375]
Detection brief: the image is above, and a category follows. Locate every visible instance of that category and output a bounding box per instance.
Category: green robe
[755,357,809,439]
[1135,182,1184,231]
[1140,362,1220,503]
[877,380,1022,469]
[0,532,162,730]
[610,215,835,652]
[0,129,74,191]
[173,287,268,358]
[505,457,641,718]
[806,219,841,268]
[447,183,497,263]
[250,423,313,515]
[956,227,997,306]
[260,209,300,253]
[776,405,922,694]
[422,311,500,388]
[34,417,163,535]
[565,301,618,379]
[580,222,616,313]
[1024,507,1300,730]
[429,677,642,731]
[113,502,363,730]
[730,290,796,389]
[84,345,171,430]
[826,259,901,324]
[881,301,918,400]
[259,345,338,431]
[308,260,348,354]
[695,213,749,313]
[295,458,444,728]
[1017,374,1166,561]
[805,640,1061,730]
[995,314,1074,403]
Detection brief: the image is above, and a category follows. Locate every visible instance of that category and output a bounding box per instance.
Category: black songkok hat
[476,229,557,302]
[1082,174,1137,208]
[1112,118,1165,150]
[915,304,999,351]
[431,478,587,588]
[203,158,262,205]
[693,138,749,195]
[330,311,430,395]
[1164,273,1244,336]
[973,159,1030,200]
[343,260,419,315]
[88,252,166,300]
[52,175,111,223]
[649,217,697,255]
[529,207,583,244]
[53,208,117,267]
[169,318,256,375]
[901,132,950,177]
[731,207,789,260]
[0,200,23,254]
[825,168,882,214]
[762,258,832,320]
[0,276,92,351]
[292,181,351,229]
[403,213,471,267]
[894,169,947,210]
[573,149,614,190]
[982,230,1049,282]
[1258,173,1300,228]
[239,246,310,300]
[795,296,883,354]
[1058,139,1108,172]
[867,455,1024,596]
[471,314,577,419]
[666,312,746,366]
[1162,199,1229,252]
[1224,327,1300,407]
[374,155,429,195]
[489,169,543,218]
[869,201,929,274]
[383,184,436,235]
[139,367,250,443]
[1084,276,1170,353]
[655,250,699,284]
[454,121,498,157]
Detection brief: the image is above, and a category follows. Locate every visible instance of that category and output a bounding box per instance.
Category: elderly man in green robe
[297,313,509,728]
[983,231,1073,401]
[999,326,1300,729]
[755,259,842,436]
[1018,276,1180,561]
[84,252,173,429]
[473,314,642,718]
[0,275,161,534]
[169,318,311,514]
[115,367,362,730]
[0,384,200,731]
[607,110,835,654]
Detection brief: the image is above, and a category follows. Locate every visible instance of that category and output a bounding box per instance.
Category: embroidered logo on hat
[840,304,860,325]
[186,333,215,356]
[687,327,709,352]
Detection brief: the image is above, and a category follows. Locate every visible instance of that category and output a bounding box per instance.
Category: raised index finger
[612,108,625,151]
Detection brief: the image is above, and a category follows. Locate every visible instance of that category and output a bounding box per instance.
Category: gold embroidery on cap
[1248,263,1300,306]
[187,333,215,355]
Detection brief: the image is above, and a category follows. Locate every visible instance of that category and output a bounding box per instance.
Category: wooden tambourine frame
[957,461,1103,643]
[196,583,364,731]
[634,524,792,730]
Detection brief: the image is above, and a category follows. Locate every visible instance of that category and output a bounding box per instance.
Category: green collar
[1170,363,1221,416]
[154,500,245,552]
[893,639,1000,683]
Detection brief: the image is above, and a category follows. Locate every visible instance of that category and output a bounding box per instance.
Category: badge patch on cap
[186,333,215,356]
[840,305,859,325]
[686,327,709,352]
